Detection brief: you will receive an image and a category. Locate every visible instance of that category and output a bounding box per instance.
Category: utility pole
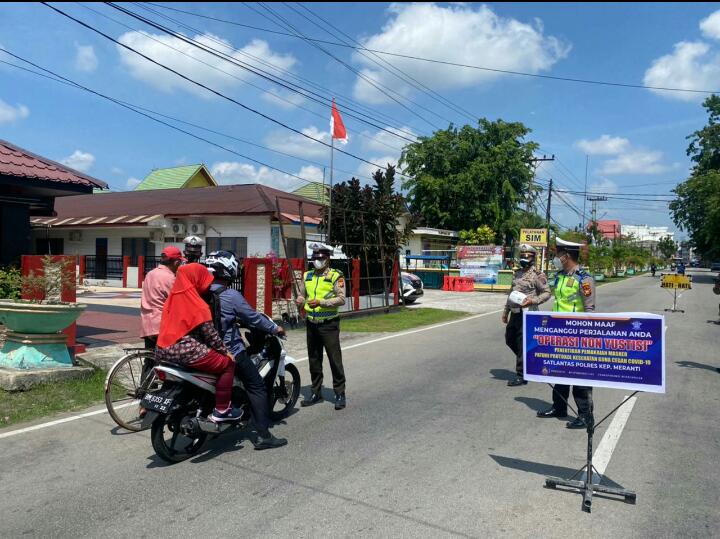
[528,154,555,214]
[587,195,607,244]
[542,178,553,271]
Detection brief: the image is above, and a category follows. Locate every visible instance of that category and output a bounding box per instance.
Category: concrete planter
[0,302,86,370]
[0,301,86,334]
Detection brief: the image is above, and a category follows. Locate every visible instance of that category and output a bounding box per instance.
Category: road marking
[0,310,501,439]
[591,394,637,483]
[0,402,136,440]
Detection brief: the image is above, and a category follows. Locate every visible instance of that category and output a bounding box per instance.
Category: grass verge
[0,369,106,428]
[340,307,471,333]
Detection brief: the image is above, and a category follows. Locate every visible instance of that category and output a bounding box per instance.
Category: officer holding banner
[536,238,596,429]
[502,244,551,386]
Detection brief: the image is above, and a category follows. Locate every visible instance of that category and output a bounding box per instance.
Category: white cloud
[264,126,329,159]
[0,99,29,123]
[353,3,570,103]
[118,33,296,96]
[60,150,95,172]
[588,178,618,194]
[598,149,669,176]
[74,44,98,72]
[261,90,306,110]
[362,126,416,153]
[125,177,141,190]
[574,135,630,156]
[643,41,720,101]
[111,167,124,175]
[211,162,323,191]
[700,10,720,40]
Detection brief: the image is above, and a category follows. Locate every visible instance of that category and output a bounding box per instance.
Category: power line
[247,1,444,130]
[43,2,411,177]
[288,2,477,124]
[131,2,423,136]
[140,2,720,96]
[103,2,419,144]
[0,49,332,187]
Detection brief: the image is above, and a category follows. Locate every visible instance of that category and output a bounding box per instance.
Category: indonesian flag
[330,99,348,144]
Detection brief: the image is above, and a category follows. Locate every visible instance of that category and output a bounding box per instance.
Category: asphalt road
[1,270,718,538]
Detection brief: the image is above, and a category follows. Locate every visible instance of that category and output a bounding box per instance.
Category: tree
[322,166,410,261]
[459,225,495,245]
[657,235,678,260]
[399,120,539,239]
[670,96,720,259]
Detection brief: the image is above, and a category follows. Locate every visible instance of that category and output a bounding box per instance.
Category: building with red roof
[0,139,107,265]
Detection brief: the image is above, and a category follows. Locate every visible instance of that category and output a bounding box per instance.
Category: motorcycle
[140,324,300,464]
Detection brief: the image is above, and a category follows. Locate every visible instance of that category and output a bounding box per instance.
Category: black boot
[253,431,288,450]
[507,376,528,387]
[536,407,567,418]
[334,393,346,410]
[301,393,324,407]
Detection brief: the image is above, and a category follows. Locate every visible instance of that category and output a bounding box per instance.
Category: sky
[2,2,719,237]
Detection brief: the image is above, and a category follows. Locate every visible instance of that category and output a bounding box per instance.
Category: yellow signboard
[520,228,548,247]
[661,274,692,289]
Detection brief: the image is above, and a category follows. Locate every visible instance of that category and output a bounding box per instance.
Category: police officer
[295,244,347,410]
[537,238,596,429]
[503,244,551,387]
[183,235,204,264]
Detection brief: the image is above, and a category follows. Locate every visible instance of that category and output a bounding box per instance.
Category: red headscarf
[157,263,214,348]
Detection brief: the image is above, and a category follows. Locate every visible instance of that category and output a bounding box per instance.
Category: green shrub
[0,266,22,300]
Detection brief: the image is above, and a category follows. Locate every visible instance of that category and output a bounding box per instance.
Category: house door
[35,238,64,255]
[96,238,108,279]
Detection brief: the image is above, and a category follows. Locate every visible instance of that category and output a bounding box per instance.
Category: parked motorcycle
[140,325,300,463]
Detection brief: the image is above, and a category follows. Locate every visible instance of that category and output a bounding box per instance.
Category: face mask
[313,259,326,270]
[519,257,532,268]
[552,256,563,270]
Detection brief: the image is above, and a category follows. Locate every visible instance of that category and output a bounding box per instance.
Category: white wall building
[622,224,674,243]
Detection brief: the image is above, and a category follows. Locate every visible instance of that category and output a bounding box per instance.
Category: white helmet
[204,250,238,280]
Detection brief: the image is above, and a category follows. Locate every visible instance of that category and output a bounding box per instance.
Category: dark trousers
[552,384,593,417]
[504,312,524,377]
[307,318,345,395]
[234,351,271,432]
[142,336,157,381]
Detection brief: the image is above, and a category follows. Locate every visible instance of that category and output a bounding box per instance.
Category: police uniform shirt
[297,267,347,308]
[505,267,551,314]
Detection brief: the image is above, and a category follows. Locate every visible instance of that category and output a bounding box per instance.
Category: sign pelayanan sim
[520,228,548,247]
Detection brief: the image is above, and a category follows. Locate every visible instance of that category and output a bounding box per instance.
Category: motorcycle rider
[205,251,288,450]
[651,263,657,277]
[155,263,243,423]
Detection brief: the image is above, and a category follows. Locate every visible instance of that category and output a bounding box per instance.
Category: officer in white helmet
[183,235,204,264]
[502,243,551,386]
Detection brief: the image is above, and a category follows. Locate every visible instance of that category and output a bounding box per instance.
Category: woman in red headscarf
[156,263,241,423]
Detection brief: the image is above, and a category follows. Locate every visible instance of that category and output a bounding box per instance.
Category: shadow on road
[676,360,719,373]
[489,368,515,381]
[515,396,552,413]
[488,454,625,490]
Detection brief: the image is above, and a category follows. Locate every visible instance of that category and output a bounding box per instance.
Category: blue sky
[2,2,719,236]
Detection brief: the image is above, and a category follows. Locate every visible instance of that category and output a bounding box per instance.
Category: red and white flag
[330,99,348,144]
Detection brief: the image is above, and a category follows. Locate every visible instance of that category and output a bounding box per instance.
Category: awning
[30,214,163,227]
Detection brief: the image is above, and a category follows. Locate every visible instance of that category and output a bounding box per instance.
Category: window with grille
[206,237,248,258]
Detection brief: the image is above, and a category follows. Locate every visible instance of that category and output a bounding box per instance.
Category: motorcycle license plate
[140,389,177,414]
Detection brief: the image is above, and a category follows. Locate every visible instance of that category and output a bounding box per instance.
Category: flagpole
[328,136,334,243]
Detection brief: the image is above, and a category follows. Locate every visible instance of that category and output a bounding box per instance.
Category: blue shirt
[209,283,278,357]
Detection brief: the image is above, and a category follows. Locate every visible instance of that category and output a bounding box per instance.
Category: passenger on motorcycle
[204,250,288,449]
[155,263,242,423]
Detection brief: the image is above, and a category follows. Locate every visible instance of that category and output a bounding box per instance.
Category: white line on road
[0,310,502,440]
[0,402,136,440]
[591,395,638,483]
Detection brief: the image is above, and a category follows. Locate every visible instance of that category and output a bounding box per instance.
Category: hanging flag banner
[457,245,503,284]
[330,99,348,144]
[523,311,665,393]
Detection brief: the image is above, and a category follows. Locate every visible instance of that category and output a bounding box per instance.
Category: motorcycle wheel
[151,413,207,464]
[270,364,301,420]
